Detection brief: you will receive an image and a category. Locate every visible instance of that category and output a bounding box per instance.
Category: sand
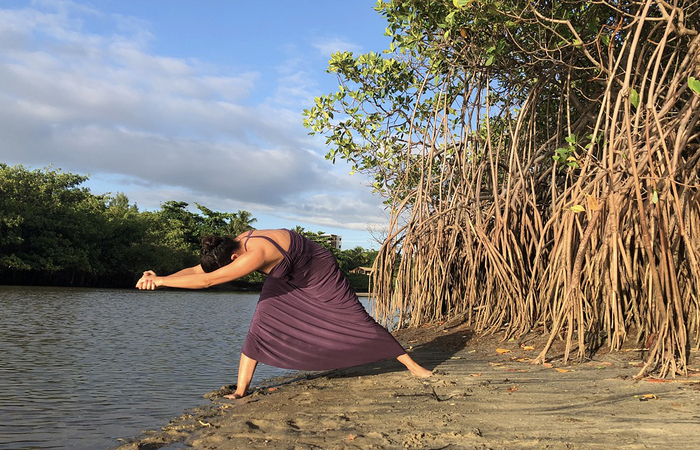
[115,321,700,450]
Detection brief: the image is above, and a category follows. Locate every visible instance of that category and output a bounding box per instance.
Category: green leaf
[630,88,640,109]
[453,0,471,8]
[570,205,585,213]
[485,55,494,66]
[652,190,659,204]
[689,76,700,95]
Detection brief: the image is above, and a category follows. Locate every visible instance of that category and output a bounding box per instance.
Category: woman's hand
[136,270,160,290]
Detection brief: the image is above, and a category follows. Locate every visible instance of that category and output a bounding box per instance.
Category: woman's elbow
[201,275,228,289]
[200,278,215,289]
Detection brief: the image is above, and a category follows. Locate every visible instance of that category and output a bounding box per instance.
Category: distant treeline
[0,164,377,290]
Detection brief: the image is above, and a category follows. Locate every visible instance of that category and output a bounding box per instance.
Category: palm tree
[230,210,257,235]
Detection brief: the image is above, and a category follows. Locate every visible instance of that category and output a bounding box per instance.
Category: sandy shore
[116,321,700,450]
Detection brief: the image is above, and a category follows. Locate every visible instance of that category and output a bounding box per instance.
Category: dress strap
[243,230,255,251]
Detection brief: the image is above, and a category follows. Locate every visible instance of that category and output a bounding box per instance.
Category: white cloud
[312,37,362,56]
[0,1,387,235]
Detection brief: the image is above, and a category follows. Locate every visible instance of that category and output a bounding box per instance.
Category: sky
[0,0,394,249]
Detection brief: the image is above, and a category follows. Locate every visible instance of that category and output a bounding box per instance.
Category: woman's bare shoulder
[244,229,291,251]
[235,228,287,241]
[235,228,271,239]
[259,228,288,238]
[234,230,252,240]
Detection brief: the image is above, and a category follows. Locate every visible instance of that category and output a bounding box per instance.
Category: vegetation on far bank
[0,163,377,291]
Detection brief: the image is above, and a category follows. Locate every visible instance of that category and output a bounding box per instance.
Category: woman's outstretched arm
[168,265,205,277]
[136,250,265,290]
[136,265,204,290]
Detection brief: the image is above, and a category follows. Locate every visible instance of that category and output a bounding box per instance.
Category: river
[0,286,292,450]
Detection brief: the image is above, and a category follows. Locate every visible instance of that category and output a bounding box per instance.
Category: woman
[136,228,431,399]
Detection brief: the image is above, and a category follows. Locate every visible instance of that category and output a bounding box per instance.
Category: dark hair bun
[200,235,240,273]
[200,235,222,252]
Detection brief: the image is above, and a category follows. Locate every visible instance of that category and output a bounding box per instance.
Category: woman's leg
[397,353,432,377]
[224,353,258,399]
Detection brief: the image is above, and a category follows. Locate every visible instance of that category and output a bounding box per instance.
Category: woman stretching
[136,228,432,398]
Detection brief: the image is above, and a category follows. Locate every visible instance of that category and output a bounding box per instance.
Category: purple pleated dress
[240,229,406,371]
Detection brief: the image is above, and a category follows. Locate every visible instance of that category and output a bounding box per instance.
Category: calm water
[0,286,292,450]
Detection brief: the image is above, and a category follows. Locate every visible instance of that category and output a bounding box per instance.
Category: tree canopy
[0,164,374,290]
[0,164,259,286]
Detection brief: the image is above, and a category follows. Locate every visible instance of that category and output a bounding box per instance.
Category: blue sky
[0,0,393,248]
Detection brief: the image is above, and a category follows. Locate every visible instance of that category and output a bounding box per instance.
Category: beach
[116,320,700,450]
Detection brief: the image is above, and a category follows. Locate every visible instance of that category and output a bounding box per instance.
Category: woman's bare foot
[410,365,433,377]
[397,353,433,378]
[223,390,246,399]
[229,353,257,400]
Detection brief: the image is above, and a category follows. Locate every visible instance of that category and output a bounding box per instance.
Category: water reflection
[0,286,289,450]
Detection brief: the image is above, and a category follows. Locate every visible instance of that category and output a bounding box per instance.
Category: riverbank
[116,321,700,450]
